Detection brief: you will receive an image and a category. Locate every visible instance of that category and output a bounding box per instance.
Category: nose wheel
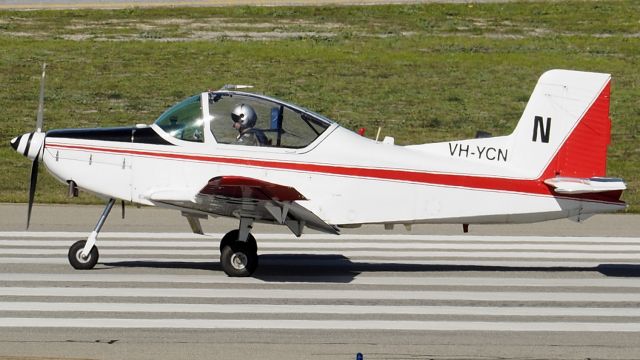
[68,240,99,270]
[220,229,258,277]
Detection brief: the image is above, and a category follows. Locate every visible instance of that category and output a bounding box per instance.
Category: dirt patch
[190,30,335,40]
[55,16,345,41]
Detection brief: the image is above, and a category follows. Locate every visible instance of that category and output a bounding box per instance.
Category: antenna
[375,127,382,142]
[220,84,254,91]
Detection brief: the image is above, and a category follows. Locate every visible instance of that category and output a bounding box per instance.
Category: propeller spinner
[10,63,47,229]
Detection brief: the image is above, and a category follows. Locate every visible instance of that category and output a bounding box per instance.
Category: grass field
[0,1,638,211]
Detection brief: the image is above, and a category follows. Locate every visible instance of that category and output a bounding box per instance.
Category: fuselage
[38,90,625,227]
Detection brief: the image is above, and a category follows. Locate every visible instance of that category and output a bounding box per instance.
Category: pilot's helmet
[231,104,257,129]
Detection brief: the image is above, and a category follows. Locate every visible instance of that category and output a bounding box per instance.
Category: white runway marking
[0,257,629,268]
[3,301,640,317]
[2,286,640,302]
[4,272,640,288]
[1,248,638,259]
[2,240,640,251]
[1,231,639,243]
[1,318,640,332]
[0,232,639,332]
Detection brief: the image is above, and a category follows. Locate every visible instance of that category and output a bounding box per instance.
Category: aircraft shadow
[101,260,219,271]
[596,264,640,277]
[103,255,640,282]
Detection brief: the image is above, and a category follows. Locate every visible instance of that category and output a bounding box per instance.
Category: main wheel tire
[220,241,258,277]
[219,230,257,253]
[68,240,99,270]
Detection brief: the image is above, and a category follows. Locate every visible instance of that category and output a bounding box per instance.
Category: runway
[1,225,640,359]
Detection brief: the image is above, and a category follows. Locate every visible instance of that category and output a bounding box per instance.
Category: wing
[147,176,338,236]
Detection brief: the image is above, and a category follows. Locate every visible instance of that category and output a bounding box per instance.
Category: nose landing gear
[67,198,115,270]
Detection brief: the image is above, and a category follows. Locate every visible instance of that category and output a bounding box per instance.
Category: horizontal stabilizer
[544,177,626,194]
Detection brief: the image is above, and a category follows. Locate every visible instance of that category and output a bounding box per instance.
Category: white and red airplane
[11,66,627,276]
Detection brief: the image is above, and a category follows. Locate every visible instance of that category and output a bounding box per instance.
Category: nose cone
[10,132,45,161]
[10,136,20,151]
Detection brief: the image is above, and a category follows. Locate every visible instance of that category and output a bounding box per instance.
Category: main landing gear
[68,198,115,270]
[219,217,259,277]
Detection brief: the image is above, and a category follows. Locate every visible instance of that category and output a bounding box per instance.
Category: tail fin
[510,69,612,179]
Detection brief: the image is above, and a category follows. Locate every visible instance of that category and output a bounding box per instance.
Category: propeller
[26,63,47,230]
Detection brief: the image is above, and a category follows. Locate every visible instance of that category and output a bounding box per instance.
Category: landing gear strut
[220,218,259,277]
[68,198,115,270]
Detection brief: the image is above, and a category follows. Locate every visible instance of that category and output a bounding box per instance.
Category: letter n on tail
[532,116,551,143]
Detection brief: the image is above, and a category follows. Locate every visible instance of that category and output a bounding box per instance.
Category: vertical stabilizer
[509,70,612,179]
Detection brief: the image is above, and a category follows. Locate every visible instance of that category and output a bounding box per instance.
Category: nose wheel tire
[68,240,99,270]
[220,241,258,277]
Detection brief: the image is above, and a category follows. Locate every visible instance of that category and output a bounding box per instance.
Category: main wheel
[68,240,99,270]
[220,241,258,277]
[219,230,257,253]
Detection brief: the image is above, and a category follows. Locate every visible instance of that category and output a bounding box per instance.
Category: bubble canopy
[154,92,334,148]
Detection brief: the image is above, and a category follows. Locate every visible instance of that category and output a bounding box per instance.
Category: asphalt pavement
[0,204,640,359]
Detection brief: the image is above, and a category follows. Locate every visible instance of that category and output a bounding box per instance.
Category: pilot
[231,104,268,146]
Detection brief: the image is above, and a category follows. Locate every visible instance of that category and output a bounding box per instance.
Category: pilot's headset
[231,104,257,129]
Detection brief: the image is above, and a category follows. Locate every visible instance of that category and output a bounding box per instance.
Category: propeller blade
[26,64,47,230]
[26,154,39,230]
[36,63,46,133]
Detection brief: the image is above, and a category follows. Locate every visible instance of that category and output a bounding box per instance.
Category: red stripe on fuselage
[44,141,623,205]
